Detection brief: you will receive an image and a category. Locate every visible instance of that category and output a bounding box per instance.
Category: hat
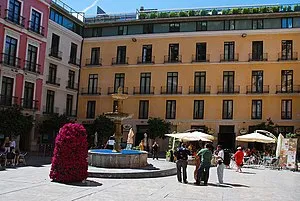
[237,147,242,150]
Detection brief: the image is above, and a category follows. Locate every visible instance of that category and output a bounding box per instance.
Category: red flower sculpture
[49,123,88,183]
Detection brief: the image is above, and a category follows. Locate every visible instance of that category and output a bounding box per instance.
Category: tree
[49,123,88,183]
[147,117,171,139]
[251,118,278,136]
[91,115,115,146]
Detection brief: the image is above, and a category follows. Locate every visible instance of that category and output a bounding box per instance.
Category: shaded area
[54,180,102,187]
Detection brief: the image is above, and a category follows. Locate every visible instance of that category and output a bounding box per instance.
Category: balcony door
[252,71,263,92]
[142,45,152,63]
[196,43,207,61]
[114,73,125,92]
[23,82,34,108]
[51,34,60,54]
[281,70,293,92]
[31,9,41,33]
[281,40,293,60]
[140,73,151,94]
[169,44,179,62]
[1,77,14,106]
[5,36,18,66]
[252,41,263,60]
[224,42,235,61]
[117,46,126,64]
[167,72,178,93]
[223,71,234,93]
[27,44,38,71]
[8,0,21,24]
[88,74,98,94]
[194,72,206,93]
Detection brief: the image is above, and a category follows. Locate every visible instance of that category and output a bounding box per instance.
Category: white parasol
[276,133,284,158]
[165,131,214,142]
[236,132,276,143]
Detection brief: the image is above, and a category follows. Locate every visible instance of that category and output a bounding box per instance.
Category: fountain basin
[88,149,148,168]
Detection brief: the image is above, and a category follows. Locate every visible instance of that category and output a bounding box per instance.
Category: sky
[62,0,296,16]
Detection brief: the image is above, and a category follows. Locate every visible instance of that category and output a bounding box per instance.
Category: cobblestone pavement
[0,160,299,201]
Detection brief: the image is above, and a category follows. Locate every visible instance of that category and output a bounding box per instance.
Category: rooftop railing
[51,0,85,22]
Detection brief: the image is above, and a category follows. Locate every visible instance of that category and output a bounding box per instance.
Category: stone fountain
[88,87,148,168]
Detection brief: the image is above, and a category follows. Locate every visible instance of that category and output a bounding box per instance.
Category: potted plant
[158,12,169,18]
[242,8,250,14]
[149,12,157,19]
[261,6,268,13]
[200,9,208,16]
[188,10,196,16]
[139,13,147,19]
[253,7,259,13]
[179,11,188,17]
[272,6,280,12]
[169,12,179,17]
[212,9,218,15]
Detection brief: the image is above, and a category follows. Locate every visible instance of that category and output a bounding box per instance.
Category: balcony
[69,57,81,66]
[46,76,61,86]
[278,52,298,61]
[43,106,59,114]
[248,53,268,61]
[161,86,182,94]
[191,54,210,62]
[108,87,128,94]
[164,55,182,63]
[133,86,155,95]
[28,21,45,36]
[189,86,211,94]
[0,95,18,107]
[66,81,79,90]
[112,57,128,65]
[24,60,41,74]
[246,85,269,94]
[281,112,292,120]
[86,58,102,66]
[80,87,101,95]
[0,53,21,69]
[21,98,38,110]
[217,86,240,94]
[63,109,77,117]
[137,56,155,64]
[49,48,62,60]
[276,85,300,93]
[220,54,239,62]
[5,9,25,27]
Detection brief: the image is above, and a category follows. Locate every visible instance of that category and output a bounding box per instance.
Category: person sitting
[2,137,11,153]
[105,135,115,150]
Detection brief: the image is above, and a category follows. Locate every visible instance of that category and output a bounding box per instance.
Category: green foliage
[272,6,280,12]
[253,7,259,13]
[261,7,268,13]
[147,117,171,139]
[232,8,242,14]
[38,113,70,136]
[158,12,169,18]
[242,8,250,14]
[294,5,300,11]
[286,133,297,138]
[222,9,230,15]
[188,10,196,16]
[200,9,208,16]
[179,11,188,17]
[251,118,278,136]
[139,13,147,19]
[149,12,157,19]
[92,115,115,144]
[0,106,33,138]
[169,12,178,17]
[211,9,218,15]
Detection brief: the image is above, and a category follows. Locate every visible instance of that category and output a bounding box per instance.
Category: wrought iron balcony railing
[191,54,210,62]
[24,60,41,74]
[248,53,268,61]
[0,95,18,107]
[278,52,298,61]
[21,98,38,110]
[220,54,239,62]
[49,48,62,60]
[28,21,45,36]
[164,55,182,63]
[281,112,292,119]
[137,56,155,64]
[5,9,25,27]
[246,85,269,94]
[189,86,211,94]
[112,57,129,65]
[66,81,79,90]
[0,53,21,68]
[161,86,183,94]
[276,85,300,93]
[217,85,240,94]
[68,57,80,66]
[108,87,128,94]
[133,86,155,95]
[43,106,59,114]
[46,76,61,86]
[80,87,101,95]
[63,109,77,117]
[86,58,102,66]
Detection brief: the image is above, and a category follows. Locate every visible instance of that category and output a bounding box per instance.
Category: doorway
[135,125,148,146]
[218,125,235,151]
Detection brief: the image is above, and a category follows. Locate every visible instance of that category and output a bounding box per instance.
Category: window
[8,0,21,25]
[48,64,57,84]
[69,43,78,65]
[223,100,233,119]
[196,21,207,31]
[116,46,127,64]
[118,26,128,35]
[90,47,100,65]
[30,9,42,34]
[88,74,98,94]
[281,40,293,60]
[46,90,55,114]
[92,27,102,37]
[1,77,14,106]
[252,41,263,61]
[68,70,75,89]
[252,100,262,119]
[23,82,34,109]
[114,73,125,92]
[86,101,96,118]
[194,100,204,119]
[141,45,152,63]
[168,44,179,62]
[139,100,149,119]
[169,23,180,32]
[223,71,234,93]
[224,20,235,30]
[167,72,178,94]
[195,43,207,62]
[4,35,18,66]
[166,100,176,119]
[26,44,38,72]
[140,73,151,94]
[50,34,60,58]
[194,72,206,93]
[252,71,263,93]
[252,19,263,29]
[223,42,235,61]
[281,70,293,92]
[66,94,73,116]
[281,100,292,119]
[282,18,293,28]
[143,24,153,34]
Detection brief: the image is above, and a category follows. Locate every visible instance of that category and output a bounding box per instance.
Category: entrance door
[218,125,235,151]
[135,125,148,147]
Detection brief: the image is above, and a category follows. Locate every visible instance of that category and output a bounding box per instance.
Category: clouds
[82,0,100,12]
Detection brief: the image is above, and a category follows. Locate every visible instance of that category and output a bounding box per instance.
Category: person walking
[152,141,159,160]
[195,143,213,186]
[215,145,225,184]
[174,143,191,184]
[234,147,244,172]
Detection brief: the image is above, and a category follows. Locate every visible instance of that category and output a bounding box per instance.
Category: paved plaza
[0,158,299,201]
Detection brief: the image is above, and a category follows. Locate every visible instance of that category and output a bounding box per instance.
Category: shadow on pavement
[62,180,103,187]
[223,183,250,188]
[239,171,256,174]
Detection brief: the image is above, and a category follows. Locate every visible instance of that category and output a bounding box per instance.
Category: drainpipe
[75,33,84,120]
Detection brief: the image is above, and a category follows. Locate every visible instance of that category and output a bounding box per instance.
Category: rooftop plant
[149,12,157,19]
[212,9,218,15]
[179,11,188,17]
[169,11,179,17]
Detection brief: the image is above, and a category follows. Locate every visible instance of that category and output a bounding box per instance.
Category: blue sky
[62,0,296,16]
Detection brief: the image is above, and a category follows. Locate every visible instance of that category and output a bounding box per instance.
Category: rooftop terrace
[51,0,85,22]
[85,3,300,24]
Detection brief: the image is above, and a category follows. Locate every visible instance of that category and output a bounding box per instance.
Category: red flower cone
[49,123,88,183]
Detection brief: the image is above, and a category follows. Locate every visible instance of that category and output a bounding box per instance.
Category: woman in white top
[215,145,225,184]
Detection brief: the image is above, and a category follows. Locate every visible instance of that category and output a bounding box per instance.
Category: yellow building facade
[78,8,300,150]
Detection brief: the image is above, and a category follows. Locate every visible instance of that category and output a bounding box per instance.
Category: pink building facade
[0,0,50,150]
